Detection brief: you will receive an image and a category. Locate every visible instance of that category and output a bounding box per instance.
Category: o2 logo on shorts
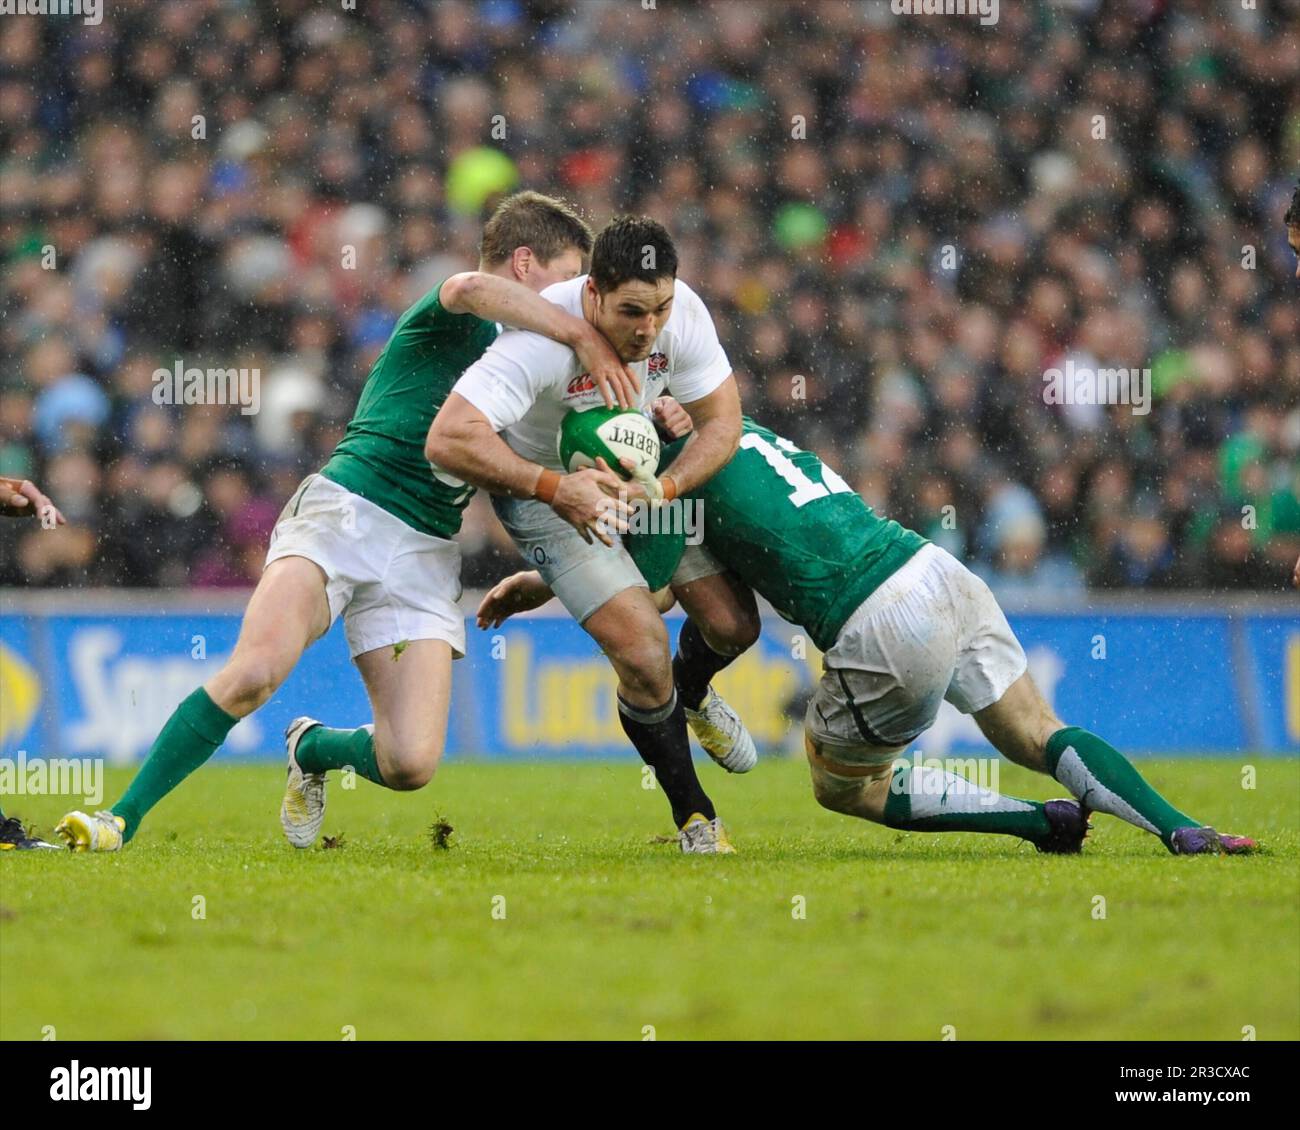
[532,547,547,565]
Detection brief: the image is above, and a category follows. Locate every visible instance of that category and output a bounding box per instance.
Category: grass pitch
[2,757,1296,1041]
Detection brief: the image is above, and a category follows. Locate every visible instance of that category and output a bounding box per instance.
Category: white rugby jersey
[451,275,731,470]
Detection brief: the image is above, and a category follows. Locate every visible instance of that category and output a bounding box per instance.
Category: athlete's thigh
[354,638,454,764]
[495,495,666,698]
[972,671,1063,771]
[227,555,331,672]
[940,547,1028,716]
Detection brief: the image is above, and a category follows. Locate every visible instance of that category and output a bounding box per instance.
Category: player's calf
[288,722,437,791]
[976,674,1257,854]
[970,674,1060,773]
[587,590,724,833]
[673,569,760,665]
[670,557,759,708]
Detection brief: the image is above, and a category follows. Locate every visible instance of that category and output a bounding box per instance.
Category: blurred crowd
[2,0,1298,596]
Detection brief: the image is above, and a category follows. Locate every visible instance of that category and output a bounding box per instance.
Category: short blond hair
[480,191,593,267]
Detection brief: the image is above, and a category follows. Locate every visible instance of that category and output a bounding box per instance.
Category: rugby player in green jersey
[480,416,1257,856]
[57,191,640,852]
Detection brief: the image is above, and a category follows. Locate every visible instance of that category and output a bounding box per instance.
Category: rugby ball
[557,407,661,480]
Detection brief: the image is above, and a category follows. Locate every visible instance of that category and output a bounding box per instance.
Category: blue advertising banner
[1,604,1296,762]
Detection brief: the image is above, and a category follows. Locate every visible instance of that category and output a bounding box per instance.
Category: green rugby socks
[882,764,1051,839]
[112,687,238,842]
[1045,727,1196,848]
[295,724,386,786]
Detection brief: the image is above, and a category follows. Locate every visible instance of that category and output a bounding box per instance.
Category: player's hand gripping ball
[558,407,662,489]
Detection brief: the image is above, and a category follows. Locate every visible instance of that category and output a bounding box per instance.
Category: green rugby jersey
[647,418,928,652]
[320,281,497,539]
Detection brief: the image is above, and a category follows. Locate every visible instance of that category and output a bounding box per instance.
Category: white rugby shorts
[491,494,647,624]
[807,543,1027,763]
[265,474,466,659]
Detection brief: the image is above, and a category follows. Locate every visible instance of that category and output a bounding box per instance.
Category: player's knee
[810,769,859,814]
[806,740,863,815]
[611,629,673,700]
[384,764,436,791]
[701,605,760,655]
[630,660,674,703]
[379,744,441,791]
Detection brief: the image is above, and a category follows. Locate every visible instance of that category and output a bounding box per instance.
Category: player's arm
[477,569,673,628]
[426,391,569,500]
[665,376,741,495]
[634,376,741,501]
[427,369,630,546]
[0,477,65,525]
[439,272,638,408]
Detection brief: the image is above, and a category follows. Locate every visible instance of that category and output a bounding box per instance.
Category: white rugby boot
[54,811,125,852]
[678,812,736,855]
[685,687,758,773]
[280,716,326,849]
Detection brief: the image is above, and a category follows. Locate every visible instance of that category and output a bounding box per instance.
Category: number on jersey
[740,433,852,508]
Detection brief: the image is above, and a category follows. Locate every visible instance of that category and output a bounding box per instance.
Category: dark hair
[589,216,678,292]
[479,191,593,266]
[1286,181,1300,228]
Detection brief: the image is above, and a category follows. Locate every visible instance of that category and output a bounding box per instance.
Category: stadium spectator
[2,0,1297,593]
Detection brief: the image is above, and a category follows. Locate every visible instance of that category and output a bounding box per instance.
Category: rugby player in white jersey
[428,217,758,853]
